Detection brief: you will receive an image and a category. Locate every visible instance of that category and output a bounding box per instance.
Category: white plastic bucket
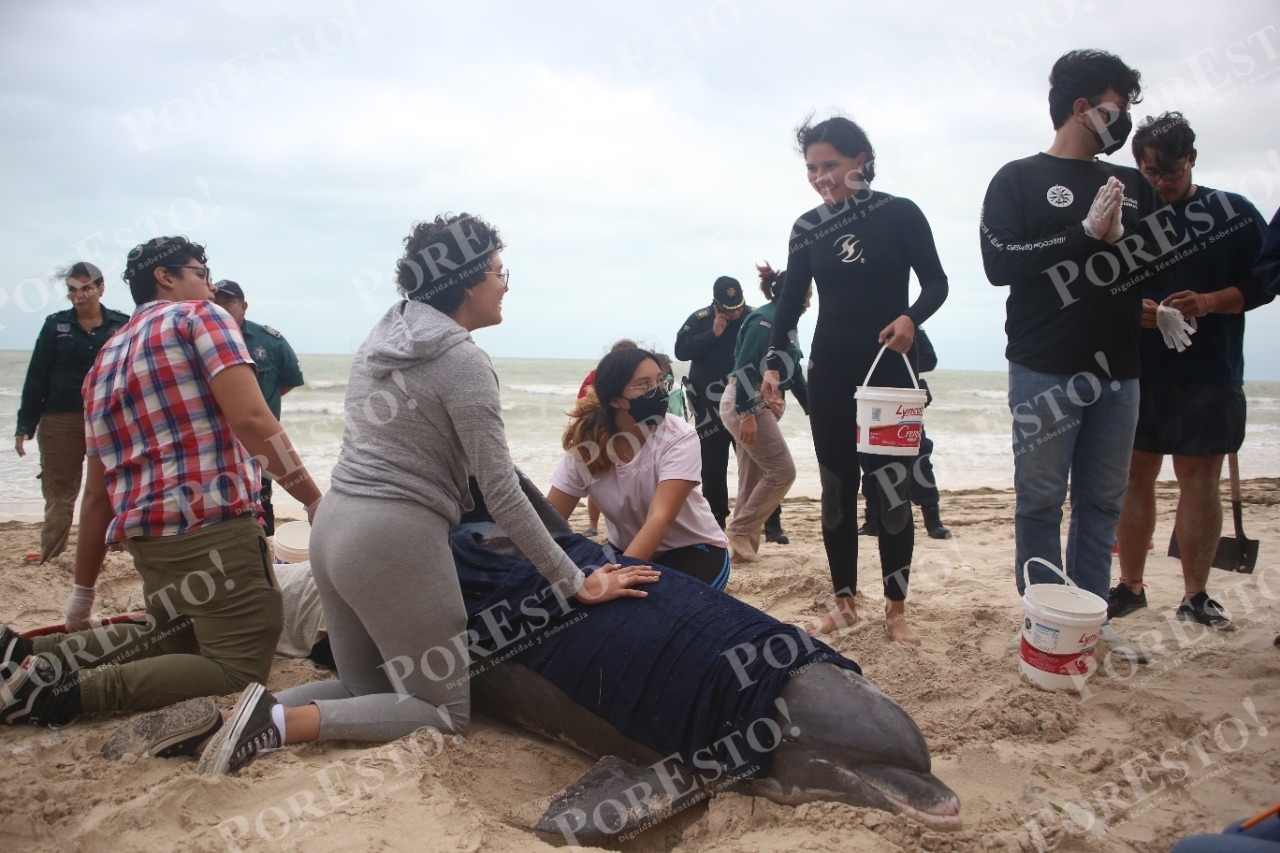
[1019,558,1106,692]
[855,345,928,456]
[273,521,311,564]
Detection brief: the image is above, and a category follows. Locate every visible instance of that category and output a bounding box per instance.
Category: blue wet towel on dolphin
[448,474,961,842]
[452,527,858,779]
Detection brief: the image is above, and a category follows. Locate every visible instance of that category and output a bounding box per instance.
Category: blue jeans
[1008,362,1139,602]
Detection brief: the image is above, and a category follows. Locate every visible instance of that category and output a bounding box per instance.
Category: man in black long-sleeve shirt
[980,49,1172,664]
[675,276,753,531]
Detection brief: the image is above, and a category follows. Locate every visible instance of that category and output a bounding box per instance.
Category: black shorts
[1133,382,1246,456]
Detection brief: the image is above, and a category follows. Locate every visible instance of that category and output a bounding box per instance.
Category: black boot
[858,496,879,537]
[921,503,952,540]
[764,506,788,545]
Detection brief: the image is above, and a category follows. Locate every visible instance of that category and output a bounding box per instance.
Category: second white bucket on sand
[273,521,311,564]
[855,344,928,456]
[1020,558,1106,692]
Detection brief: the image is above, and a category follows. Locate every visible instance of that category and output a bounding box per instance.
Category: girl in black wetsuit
[762,115,948,643]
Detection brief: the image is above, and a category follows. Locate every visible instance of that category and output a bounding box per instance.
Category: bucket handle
[861,343,921,391]
[1022,557,1080,590]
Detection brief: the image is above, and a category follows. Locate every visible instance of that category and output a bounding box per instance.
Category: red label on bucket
[868,421,923,449]
[1019,638,1094,675]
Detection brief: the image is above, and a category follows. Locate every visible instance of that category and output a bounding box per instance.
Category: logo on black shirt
[1046,186,1074,208]
[835,234,864,263]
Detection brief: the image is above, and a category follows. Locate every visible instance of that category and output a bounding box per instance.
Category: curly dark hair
[123,236,207,305]
[795,113,876,184]
[396,213,504,314]
[1130,111,1196,170]
[1048,49,1142,129]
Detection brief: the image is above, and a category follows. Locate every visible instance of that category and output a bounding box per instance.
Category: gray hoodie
[330,300,584,593]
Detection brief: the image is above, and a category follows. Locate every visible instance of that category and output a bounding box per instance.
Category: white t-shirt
[551,414,728,554]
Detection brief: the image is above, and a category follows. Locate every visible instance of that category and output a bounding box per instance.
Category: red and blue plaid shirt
[83,299,261,543]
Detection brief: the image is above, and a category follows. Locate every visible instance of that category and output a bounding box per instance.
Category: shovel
[1167,453,1258,573]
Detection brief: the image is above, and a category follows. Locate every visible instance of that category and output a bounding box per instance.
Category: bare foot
[726,533,759,563]
[807,598,858,636]
[884,601,921,645]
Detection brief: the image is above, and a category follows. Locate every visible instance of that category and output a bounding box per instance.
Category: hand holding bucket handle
[1022,557,1081,590]
[861,343,922,391]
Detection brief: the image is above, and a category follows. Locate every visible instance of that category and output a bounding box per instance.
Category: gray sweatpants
[276,490,470,742]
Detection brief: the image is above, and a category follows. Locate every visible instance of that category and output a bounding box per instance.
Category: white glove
[64,584,97,632]
[1082,178,1125,244]
[1156,304,1196,352]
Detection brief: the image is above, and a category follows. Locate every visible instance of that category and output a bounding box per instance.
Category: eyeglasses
[1139,160,1190,184]
[626,376,674,395]
[487,269,510,286]
[165,264,212,280]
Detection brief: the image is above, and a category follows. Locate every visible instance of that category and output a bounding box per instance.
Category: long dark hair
[563,347,659,474]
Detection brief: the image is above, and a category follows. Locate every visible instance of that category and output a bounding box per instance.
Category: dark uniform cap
[214,280,245,300]
[712,276,744,311]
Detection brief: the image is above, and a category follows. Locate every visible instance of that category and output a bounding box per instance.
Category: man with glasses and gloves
[2,236,323,734]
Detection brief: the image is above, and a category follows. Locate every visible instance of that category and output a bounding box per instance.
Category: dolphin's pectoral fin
[526,755,706,845]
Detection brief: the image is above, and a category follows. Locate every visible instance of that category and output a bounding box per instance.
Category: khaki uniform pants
[32,515,283,715]
[36,411,87,561]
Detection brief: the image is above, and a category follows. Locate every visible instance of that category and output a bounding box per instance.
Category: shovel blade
[1167,533,1257,574]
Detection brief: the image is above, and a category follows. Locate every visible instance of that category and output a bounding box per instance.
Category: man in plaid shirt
[2,236,323,732]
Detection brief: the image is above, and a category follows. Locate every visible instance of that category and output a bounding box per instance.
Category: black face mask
[627,387,669,426]
[1090,105,1132,156]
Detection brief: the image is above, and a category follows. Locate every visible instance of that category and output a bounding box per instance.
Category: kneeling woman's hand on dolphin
[574,563,661,603]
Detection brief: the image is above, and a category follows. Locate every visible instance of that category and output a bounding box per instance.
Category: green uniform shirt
[241,318,303,419]
[17,306,131,436]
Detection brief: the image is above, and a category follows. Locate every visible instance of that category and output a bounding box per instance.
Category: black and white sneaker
[196,683,281,775]
[1176,592,1233,630]
[102,697,224,760]
[1,655,81,727]
[1,625,34,680]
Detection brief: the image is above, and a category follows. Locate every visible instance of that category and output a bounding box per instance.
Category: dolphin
[472,658,961,843]
[460,474,962,844]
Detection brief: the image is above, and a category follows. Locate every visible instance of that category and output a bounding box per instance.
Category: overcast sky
[2,0,1278,377]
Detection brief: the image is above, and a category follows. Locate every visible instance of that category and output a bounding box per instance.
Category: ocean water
[2,350,1279,519]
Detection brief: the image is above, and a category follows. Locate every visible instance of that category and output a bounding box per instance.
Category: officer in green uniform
[214,280,304,535]
[16,262,130,562]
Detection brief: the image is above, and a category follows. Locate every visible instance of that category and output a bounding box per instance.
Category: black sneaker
[196,683,281,775]
[1,655,81,728]
[764,522,789,545]
[857,521,879,537]
[1,626,34,680]
[102,697,224,760]
[1176,592,1233,630]
[1108,583,1148,620]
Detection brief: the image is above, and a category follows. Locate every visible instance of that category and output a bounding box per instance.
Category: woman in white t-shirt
[548,348,731,590]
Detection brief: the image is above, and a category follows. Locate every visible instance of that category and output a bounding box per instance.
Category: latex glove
[64,584,97,632]
[305,495,323,525]
[1082,178,1125,244]
[1156,304,1196,352]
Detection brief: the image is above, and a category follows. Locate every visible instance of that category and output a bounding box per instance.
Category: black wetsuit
[770,191,948,600]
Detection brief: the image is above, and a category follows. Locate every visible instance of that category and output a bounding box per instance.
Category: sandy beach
[2,481,1278,852]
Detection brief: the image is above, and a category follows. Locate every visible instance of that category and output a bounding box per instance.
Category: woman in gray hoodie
[191,213,662,775]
